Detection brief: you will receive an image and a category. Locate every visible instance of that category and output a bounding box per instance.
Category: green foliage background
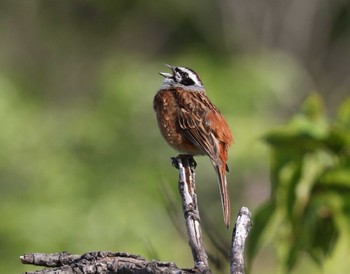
[248,95,350,273]
[0,1,349,273]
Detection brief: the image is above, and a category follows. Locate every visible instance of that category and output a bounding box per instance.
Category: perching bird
[153,65,234,228]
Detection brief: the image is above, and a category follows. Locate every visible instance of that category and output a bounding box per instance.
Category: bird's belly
[157,112,203,155]
[154,89,203,156]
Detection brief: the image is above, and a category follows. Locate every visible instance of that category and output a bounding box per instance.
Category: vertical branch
[230,207,253,274]
[172,155,211,273]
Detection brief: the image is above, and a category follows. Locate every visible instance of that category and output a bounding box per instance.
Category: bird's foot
[188,155,197,169]
[171,154,197,170]
[171,157,179,169]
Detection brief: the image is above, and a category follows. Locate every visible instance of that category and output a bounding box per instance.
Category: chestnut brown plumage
[153,65,234,228]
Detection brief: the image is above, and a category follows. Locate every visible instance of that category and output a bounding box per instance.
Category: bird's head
[159,65,204,90]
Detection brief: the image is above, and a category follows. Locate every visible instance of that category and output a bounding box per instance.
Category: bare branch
[20,251,195,274]
[172,154,211,273]
[230,207,253,274]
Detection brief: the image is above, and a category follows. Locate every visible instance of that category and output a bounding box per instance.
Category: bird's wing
[177,90,232,164]
[178,107,220,161]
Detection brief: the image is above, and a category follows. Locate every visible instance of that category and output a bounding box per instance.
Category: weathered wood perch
[171,154,210,273]
[20,251,193,274]
[230,207,252,274]
[20,155,252,274]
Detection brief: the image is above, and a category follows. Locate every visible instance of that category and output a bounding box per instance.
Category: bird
[153,64,234,228]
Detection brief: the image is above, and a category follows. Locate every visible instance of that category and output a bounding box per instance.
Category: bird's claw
[188,156,197,169]
[171,155,197,170]
[171,157,180,169]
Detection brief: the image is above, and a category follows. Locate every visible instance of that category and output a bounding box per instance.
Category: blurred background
[0,1,349,273]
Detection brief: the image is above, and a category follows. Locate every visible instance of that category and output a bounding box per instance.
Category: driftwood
[20,155,252,274]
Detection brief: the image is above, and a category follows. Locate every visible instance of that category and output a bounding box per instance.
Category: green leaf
[337,97,350,128]
[285,238,302,271]
[285,161,302,220]
[246,201,276,268]
[300,93,324,120]
[319,166,350,190]
[326,125,350,154]
[303,193,340,264]
[264,116,329,153]
[269,149,302,196]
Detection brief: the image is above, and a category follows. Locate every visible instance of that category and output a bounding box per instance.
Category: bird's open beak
[159,64,174,78]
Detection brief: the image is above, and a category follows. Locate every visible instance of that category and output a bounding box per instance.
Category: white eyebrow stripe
[177,67,203,86]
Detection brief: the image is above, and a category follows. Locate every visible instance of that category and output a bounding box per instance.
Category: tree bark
[172,155,210,273]
[230,207,253,274]
[20,251,195,274]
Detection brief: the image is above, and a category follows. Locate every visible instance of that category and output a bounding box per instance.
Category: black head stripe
[174,67,202,86]
[180,77,195,86]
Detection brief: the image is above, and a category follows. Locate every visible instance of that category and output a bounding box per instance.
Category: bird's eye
[180,77,195,86]
[178,71,189,82]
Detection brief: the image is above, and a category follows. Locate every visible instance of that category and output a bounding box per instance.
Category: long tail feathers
[213,162,231,228]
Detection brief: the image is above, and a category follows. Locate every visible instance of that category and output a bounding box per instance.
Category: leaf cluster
[248,94,350,272]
